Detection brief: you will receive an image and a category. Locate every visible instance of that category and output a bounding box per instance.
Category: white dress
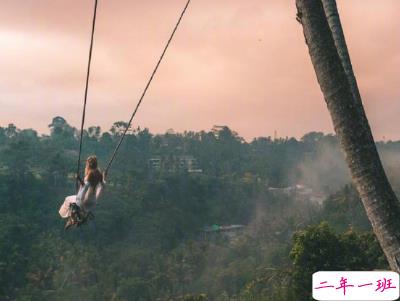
[59,181,104,218]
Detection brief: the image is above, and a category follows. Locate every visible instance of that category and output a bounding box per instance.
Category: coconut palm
[321,0,362,105]
[296,0,400,272]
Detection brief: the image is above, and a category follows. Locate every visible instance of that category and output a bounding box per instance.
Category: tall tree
[296,0,400,272]
[321,0,362,106]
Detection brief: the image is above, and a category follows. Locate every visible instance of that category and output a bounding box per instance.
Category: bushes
[290,222,387,301]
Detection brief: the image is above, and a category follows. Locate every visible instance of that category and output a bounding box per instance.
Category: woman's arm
[76,174,84,186]
[95,171,107,200]
[95,182,105,200]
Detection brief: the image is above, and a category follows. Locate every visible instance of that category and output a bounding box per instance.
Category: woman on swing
[59,155,106,230]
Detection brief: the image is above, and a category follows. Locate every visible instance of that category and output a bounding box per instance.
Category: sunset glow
[0,0,399,140]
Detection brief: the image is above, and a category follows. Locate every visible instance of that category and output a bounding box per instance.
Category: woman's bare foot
[64,218,74,230]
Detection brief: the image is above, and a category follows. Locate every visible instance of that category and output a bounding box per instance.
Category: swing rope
[76,0,98,188]
[104,0,192,175]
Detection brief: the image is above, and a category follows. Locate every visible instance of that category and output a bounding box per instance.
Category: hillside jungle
[1,116,399,301]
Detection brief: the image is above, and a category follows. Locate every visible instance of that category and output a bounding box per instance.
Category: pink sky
[0,0,399,140]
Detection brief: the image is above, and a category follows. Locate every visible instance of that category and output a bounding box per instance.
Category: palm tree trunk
[296,0,400,272]
[321,0,362,106]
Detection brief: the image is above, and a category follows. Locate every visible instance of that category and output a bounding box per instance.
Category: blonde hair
[85,156,103,187]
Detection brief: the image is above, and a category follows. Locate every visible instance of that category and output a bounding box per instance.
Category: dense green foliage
[290,222,386,301]
[0,118,396,300]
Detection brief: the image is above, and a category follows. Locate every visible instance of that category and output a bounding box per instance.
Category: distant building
[149,157,162,171]
[201,224,246,241]
[211,125,226,139]
[179,155,203,173]
[268,184,325,204]
[211,125,239,140]
[148,155,202,173]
